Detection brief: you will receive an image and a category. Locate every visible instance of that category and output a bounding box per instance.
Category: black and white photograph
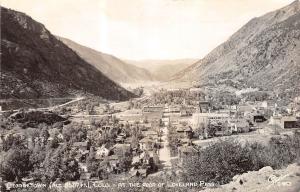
[0,0,300,191]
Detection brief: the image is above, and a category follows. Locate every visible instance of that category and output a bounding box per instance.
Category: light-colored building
[281,116,298,129]
[96,145,111,159]
[72,142,89,154]
[143,112,163,122]
[189,88,203,93]
[269,115,282,128]
[294,96,300,104]
[78,163,88,173]
[192,113,230,129]
[165,105,181,113]
[116,109,143,122]
[228,119,250,133]
[270,115,299,129]
[139,137,153,151]
[142,106,164,113]
[142,130,158,137]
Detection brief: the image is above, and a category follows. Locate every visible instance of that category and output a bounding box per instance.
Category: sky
[0,0,294,60]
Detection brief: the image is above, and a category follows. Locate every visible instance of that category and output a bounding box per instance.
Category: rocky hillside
[0,7,134,101]
[204,164,300,192]
[58,37,154,83]
[173,0,300,95]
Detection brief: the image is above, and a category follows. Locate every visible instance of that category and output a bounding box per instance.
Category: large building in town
[191,113,230,129]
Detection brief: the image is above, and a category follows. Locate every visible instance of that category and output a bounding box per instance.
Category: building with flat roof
[142,106,164,113]
[281,116,299,129]
[270,115,300,129]
[192,113,230,129]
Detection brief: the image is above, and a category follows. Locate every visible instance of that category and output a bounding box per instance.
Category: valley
[1,1,300,192]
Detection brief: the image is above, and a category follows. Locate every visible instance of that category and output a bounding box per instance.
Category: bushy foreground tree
[182,133,300,184]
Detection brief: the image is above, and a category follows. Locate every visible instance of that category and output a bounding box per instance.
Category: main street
[158,126,172,170]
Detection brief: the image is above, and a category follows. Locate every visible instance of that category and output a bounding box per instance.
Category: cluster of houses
[73,141,132,180]
[191,99,300,134]
[1,90,300,184]
[0,109,163,182]
[117,97,300,163]
[75,123,161,179]
[172,98,300,166]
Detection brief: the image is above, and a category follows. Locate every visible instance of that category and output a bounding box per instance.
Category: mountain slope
[173,0,300,94]
[58,37,154,83]
[0,7,134,101]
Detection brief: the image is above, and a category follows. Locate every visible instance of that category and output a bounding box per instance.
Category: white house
[95,145,110,159]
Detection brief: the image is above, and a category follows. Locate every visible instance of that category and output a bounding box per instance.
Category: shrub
[261,136,298,168]
[0,148,33,182]
[182,133,300,184]
[182,139,254,184]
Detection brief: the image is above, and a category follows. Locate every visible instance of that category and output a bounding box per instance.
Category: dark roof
[176,127,185,132]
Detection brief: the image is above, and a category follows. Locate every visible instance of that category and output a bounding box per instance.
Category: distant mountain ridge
[58,37,154,83]
[127,59,198,81]
[1,7,134,100]
[172,0,300,95]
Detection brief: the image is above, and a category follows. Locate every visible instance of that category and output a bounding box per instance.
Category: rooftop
[73,142,88,147]
[282,116,297,122]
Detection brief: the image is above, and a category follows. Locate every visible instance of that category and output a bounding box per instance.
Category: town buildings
[191,112,230,129]
[270,115,300,129]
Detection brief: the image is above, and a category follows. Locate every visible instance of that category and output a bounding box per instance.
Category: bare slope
[173,1,300,94]
[1,7,133,101]
[58,37,154,83]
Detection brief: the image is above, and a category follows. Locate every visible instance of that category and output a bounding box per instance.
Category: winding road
[0,96,85,113]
